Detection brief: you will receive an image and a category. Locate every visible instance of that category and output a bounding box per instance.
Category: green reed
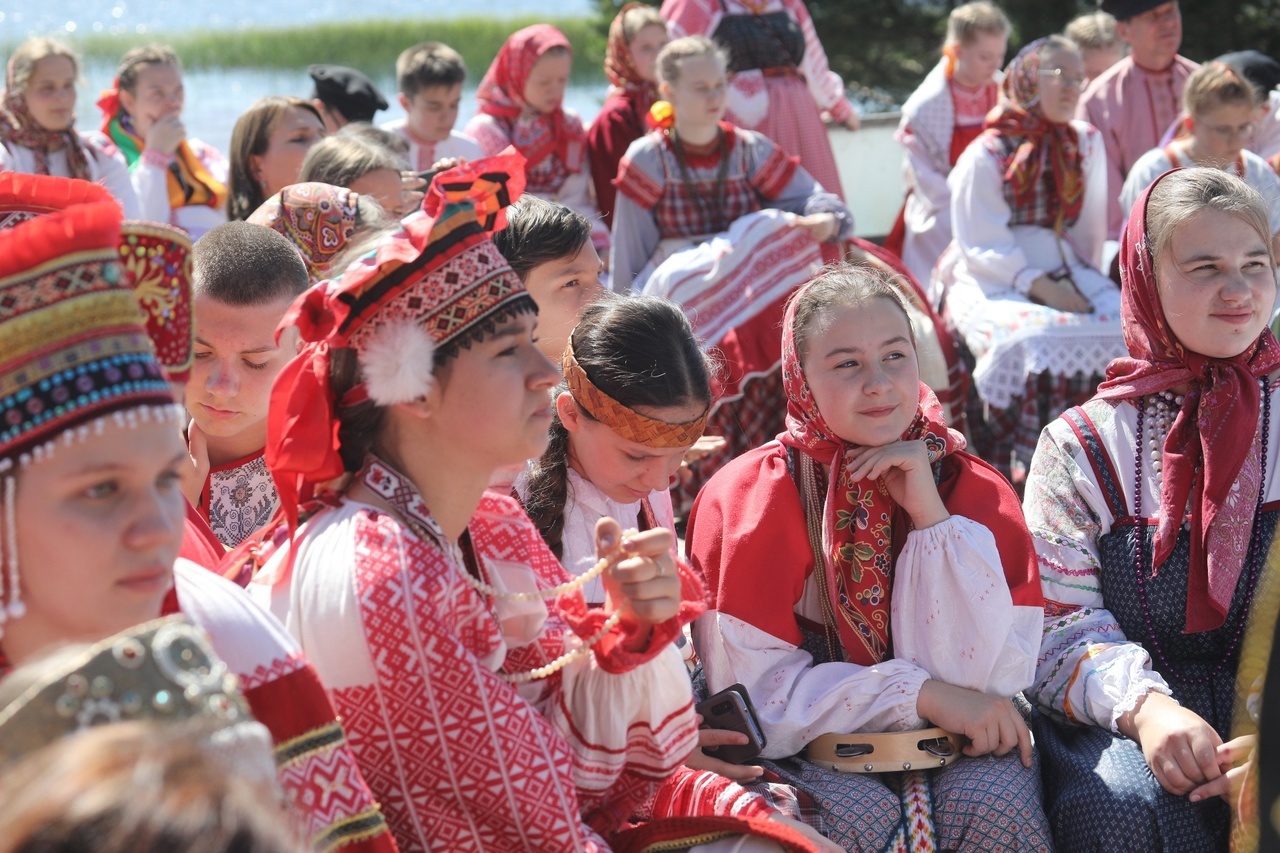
[40,16,605,81]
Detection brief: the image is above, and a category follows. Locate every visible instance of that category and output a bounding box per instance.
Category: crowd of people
[1,0,1280,851]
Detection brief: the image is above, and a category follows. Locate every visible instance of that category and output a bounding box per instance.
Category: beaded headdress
[267,149,534,534]
[0,173,196,384]
[0,616,273,783]
[0,177,180,634]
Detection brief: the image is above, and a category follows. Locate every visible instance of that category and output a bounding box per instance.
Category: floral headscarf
[1098,168,1280,632]
[0,55,90,181]
[776,287,964,665]
[982,38,1084,229]
[248,182,360,282]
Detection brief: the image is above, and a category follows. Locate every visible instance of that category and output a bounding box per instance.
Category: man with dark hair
[184,221,310,548]
[1077,0,1198,236]
[309,64,389,132]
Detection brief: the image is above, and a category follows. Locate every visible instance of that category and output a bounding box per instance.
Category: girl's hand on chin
[846,440,949,529]
[596,517,681,627]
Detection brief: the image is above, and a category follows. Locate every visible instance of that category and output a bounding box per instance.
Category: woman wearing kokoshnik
[98,45,229,239]
[1023,166,1280,852]
[0,173,397,853]
[239,151,820,852]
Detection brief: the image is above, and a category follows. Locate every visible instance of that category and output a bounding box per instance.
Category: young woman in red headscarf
[1024,165,1280,852]
[686,264,1050,851]
[465,25,610,256]
[934,36,1126,483]
[586,3,668,225]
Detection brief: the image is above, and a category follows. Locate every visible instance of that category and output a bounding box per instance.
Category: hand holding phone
[693,683,767,765]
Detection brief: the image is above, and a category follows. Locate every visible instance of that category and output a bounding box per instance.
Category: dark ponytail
[522,294,712,558]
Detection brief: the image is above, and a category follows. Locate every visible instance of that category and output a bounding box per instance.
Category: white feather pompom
[358,318,437,405]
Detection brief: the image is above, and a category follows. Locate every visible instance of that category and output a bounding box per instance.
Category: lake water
[0,0,592,39]
[4,1,602,154]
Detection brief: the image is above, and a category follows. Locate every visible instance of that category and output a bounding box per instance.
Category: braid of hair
[521,398,573,560]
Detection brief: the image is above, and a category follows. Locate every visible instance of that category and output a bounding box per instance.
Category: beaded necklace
[358,458,621,683]
[1131,379,1269,684]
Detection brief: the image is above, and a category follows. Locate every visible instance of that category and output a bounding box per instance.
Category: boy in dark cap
[1076,0,1198,236]
[309,64,389,132]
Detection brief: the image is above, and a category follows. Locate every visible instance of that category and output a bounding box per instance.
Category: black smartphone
[416,168,441,184]
[694,683,767,764]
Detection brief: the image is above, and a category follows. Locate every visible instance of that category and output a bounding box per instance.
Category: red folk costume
[465,25,609,251]
[586,3,660,224]
[686,285,1049,849]
[661,0,851,199]
[241,153,695,851]
[0,177,395,852]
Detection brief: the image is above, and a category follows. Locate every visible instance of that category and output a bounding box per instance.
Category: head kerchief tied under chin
[0,174,196,385]
[776,282,964,666]
[1097,168,1280,632]
[266,149,534,538]
[248,182,360,283]
[983,38,1085,228]
[562,338,708,448]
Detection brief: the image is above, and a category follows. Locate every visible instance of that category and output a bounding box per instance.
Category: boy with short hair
[492,195,604,364]
[382,42,483,172]
[184,221,309,548]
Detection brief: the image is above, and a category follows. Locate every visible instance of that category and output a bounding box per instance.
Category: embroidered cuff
[559,560,707,675]
[141,149,177,169]
[1013,267,1044,296]
[827,97,855,124]
[1108,676,1175,734]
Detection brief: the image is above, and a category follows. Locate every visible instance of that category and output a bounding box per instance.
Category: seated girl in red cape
[685,264,1051,850]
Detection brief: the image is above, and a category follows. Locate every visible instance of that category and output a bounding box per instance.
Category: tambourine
[805,727,962,773]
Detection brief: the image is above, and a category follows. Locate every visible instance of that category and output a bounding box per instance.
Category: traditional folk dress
[1076,53,1199,236]
[465,25,608,252]
[0,181,394,853]
[889,58,1000,284]
[662,0,852,199]
[686,293,1049,851]
[97,82,228,239]
[610,122,852,516]
[1120,144,1280,235]
[201,451,280,550]
[0,83,139,218]
[587,2,660,225]
[248,182,361,282]
[240,156,817,853]
[936,40,1126,480]
[1024,171,1280,852]
[380,121,483,173]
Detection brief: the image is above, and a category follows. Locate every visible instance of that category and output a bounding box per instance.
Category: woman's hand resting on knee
[916,680,1033,768]
[1117,691,1224,796]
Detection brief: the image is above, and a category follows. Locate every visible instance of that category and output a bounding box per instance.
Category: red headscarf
[0,56,91,181]
[983,38,1084,228]
[1098,168,1280,632]
[476,24,585,173]
[776,290,965,665]
[606,3,656,92]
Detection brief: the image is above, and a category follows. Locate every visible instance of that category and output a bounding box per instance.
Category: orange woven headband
[562,343,709,449]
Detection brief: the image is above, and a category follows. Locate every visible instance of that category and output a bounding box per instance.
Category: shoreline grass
[9,16,605,81]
